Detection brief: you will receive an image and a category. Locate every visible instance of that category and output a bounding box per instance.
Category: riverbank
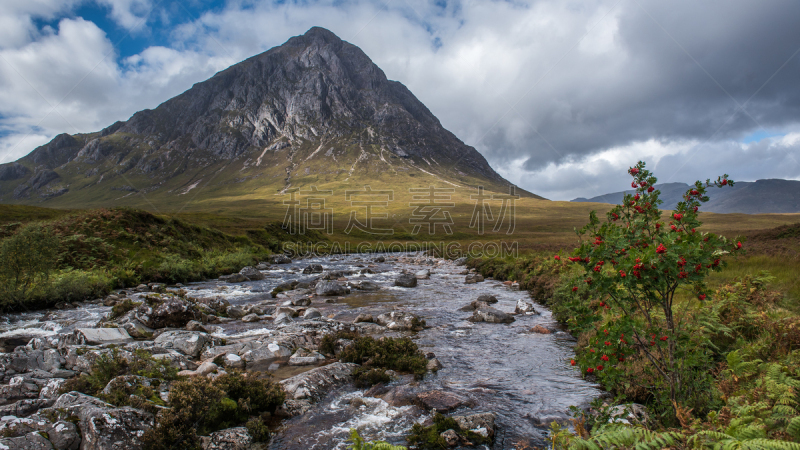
[468,227,800,448]
[0,252,599,449]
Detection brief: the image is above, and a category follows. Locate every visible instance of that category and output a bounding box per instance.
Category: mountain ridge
[572,179,800,214]
[0,27,539,209]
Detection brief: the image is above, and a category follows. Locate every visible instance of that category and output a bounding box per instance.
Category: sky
[1,0,799,200]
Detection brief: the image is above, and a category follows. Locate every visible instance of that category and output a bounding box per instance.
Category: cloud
[1,0,800,201]
[496,134,800,200]
[96,0,153,31]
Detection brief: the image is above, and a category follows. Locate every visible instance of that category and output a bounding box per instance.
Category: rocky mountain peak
[0,27,538,207]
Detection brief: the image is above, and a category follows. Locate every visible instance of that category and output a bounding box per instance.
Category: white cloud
[1,0,800,202]
[96,0,152,31]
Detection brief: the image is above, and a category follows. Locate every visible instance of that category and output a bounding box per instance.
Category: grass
[0,207,288,312]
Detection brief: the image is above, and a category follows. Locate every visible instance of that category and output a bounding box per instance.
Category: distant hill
[572,179,800,214]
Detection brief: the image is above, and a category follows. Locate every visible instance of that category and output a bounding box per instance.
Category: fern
[347,429,407,450]
[787,417,800,440]
[689,430,800,449]
[567,425,682,450]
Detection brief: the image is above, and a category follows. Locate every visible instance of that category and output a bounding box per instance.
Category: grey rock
[186,320,209,332]
[239,266,265,281]
[220,273,248,283]
[50,392,154,450]
[608,403,650,426]
[302,264,323,274]
[427,358,443,371]
[153,330,209,358]
[354,313,374,323]
[394,273,418,288]
[469,307,515,324]
[476,294,498,304]
[269,255,292,265]
[0,399,55,418]
[376,311,424,330]
[415,390,467,412]
[290,297,312,307]
[465,273,484,284]
[201,427,253,450]
[302,308,322,319]
[226,305,247,319]
[280,362,358,401]
[514,299,538,315]
[0,431,54,450]
[241,313,263,323]
[136,297,201,329]
[288,349,325,366]
[349,280,380,291]
[121,319,154,339]
[453,257,468,265]
[72,328,132,345]
[240,342,292,366]
[452,412,495,439]
[315,281,349,296]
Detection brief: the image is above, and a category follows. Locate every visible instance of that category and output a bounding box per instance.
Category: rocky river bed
[0,253,602,449]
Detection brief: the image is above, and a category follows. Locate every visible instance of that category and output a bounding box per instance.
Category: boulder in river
[219,273,248,283]
[452,412,496,439]
[453,256,468,265]
[153,330,209,358]
[354,313,374,323]
[239,266,264,281]
[415,390,467,412]
[476,294,498,304]
[72,327,132,345]
[226,305,247,319]
[415,269,430,279]
[303,308,322,320]
[240,342,292,368]
[375,311,425,330]
[315,281,349,296]
[280,362,358,402]
[349,280,380,291]
[515,299,538,315]
[394,273,418,288]
[136,297,201,329]
[469,307,515,324]
[464,273,485,284]
[288,349,326,366]
[270,254,292,264]
[302,264,324,274]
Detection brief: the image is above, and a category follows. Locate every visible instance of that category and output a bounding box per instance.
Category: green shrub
[142,371,285,450]
[339,336,428,378]
[352,367,391,388]
[319,330,360,355]
[110,299,141,319]
[0,223,60,310]
[245,417,271,443]
[406,413,489,449]
[348,429,407,450]
[60,348,178,399]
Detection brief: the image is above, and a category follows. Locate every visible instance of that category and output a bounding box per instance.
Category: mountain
[0,27,539,210]
[572,179,800,214]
